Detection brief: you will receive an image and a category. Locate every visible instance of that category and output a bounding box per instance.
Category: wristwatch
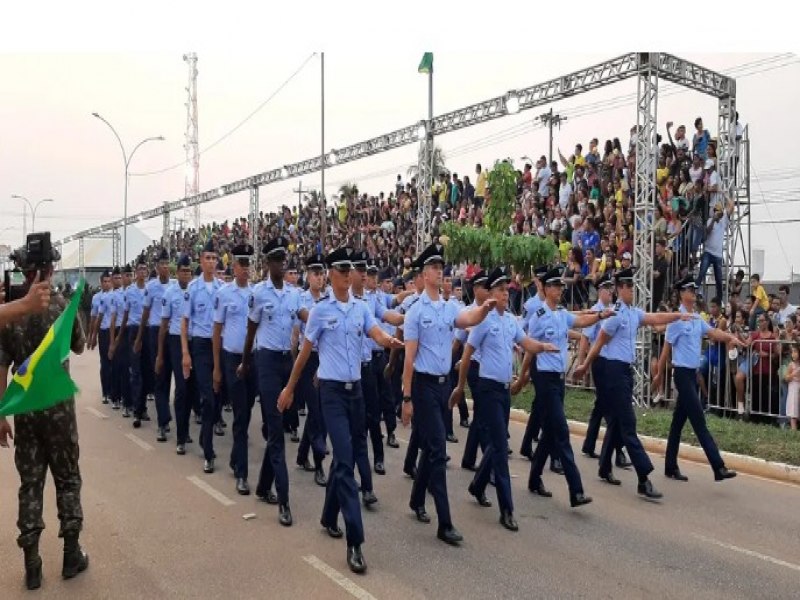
[402,396,412,403]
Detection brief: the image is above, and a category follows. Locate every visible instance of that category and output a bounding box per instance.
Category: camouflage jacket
[0,291,86,374]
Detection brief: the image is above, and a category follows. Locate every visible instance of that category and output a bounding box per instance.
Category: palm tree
[338,183,359,201]
[407,145,448,181]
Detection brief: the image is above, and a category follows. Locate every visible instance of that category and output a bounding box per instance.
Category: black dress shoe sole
[237,488,250,496]
[570,496,593,508]
[600,475,622,486]
[665,472,689,481]
[529,486,553,497]
[411,507,431,523]
[500,518,519,531]
[324,526,343,539]
[257,494,279,505]
[374,465,386,475]
[582,451,599,459]
[437,531,463,545]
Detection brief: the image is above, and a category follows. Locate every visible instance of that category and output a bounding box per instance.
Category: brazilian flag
[0,278,85,417]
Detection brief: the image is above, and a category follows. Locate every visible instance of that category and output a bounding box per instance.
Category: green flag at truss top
[0,278,85,417]
[418,52,433,74]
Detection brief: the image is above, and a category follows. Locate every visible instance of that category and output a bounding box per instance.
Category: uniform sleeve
[564,311,577,328]
[633,307,646,326]
[304,305,322,345]
[403,302,420,342]
[512,318,525,344]
[161,294,172,320]
[213,292,226,324]
[582,322,597,340]
[455,327,467,344]
[123,291,130,313]
[601,314,621,336]
[97,297,106,316]
[374,297,387,321]
[181,288,192,319]
[362,302,378,333]
[90,296,99,318]
[467,319,487,350]
[142,285,153,310]
[700,318,712,336]
[248,290,261,324]
[664,321,680,345]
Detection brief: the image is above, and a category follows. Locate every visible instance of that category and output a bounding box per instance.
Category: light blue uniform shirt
[144,278,173,327]
[297,289,324,351]
[665,305,709,369]
[161,283,190,336]
[467,309,525,383]
[522,294,545,335]
[91,292,102,319]
[404,292,465,376]
[110,288,125,327]
[455,301,483,362]
[529,303,576,373]
[304,293,378,382]
[600,300,646,364]
[97,291,112,330]
[362,289,389,356]
[248,278,302,351]
[377,289,394,311]
[182,277,223,339]
[581,300,608,344]
[124,283,147,327]
[397,292,419,315]
[213,282,252,354]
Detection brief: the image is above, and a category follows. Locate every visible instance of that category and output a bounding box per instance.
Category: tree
[440,160,556,277]
[338,183,359,201]
[407,145,448,181]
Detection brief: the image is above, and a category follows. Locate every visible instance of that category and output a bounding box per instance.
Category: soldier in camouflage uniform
[0,245,88,590]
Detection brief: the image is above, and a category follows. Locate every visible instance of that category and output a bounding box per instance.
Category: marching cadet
[451,266,557,531]
[212,259,230,431]
[107,266,129,412]
[652,275,741,482]
[155,255,195,453]
[240,236,305,527]
[295,253,329,487]
[118,258,150,428]
[182,239,224,474]
[444,272,469,442]
[215,260,226,281]
[575,267,690,499]
[285,259,299,290]
[401,242,495,545]
[89,270,112,404]
[579,272,629,467]
[212,243,257,495]
[281,256,303,441]
[455,269,489,471]
[276,246,403,574]
[512,266,612,507]
[135,248,173,441]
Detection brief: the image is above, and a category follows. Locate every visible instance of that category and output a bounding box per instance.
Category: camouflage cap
[10,245,61,270]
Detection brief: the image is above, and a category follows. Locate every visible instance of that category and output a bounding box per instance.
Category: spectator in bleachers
[695,196,734,301]
[693,117,712,160]
[777,285,797,326]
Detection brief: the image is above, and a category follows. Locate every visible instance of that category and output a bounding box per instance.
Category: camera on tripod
[4,232,53,302]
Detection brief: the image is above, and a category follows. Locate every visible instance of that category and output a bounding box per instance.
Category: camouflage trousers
[13,400,83,548]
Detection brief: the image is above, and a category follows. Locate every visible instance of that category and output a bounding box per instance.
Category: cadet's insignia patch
[248,295,255,308]
[214,297,219,310]
[161,298,167,306]
[536,308,546,317]
[184,292,190,301]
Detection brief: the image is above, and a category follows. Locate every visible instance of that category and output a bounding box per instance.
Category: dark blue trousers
[112,329,131,407]
[191,337,218,462]
[225,350,257,479]
[361,361,384,465]
[152,327,172,428]
[472,378,514,513]
[409,372,453,530]
[582,358,624,456]
[319,380,366,547]
[254,349,291,505]
[141,325,155,398]
[372,351,396,435]
[520,360,541,454]
[98,329,112,400]
[128,328,146,417]
[598,360,654,478]
[461,361,484,468]
[297,352,327,467]
[666,367,724,472]
[168,334,192,444]
[529,371,584,496]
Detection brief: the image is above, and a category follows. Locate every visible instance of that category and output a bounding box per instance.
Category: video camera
[4,232,54,302]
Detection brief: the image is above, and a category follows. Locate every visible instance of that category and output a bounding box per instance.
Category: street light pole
[31,198,54,233]
[11,195,53,242]
[92,112,164,265]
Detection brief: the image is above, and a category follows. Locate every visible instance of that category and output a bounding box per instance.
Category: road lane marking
[693,534,800,573]
[187,475,235,507]
[302,555,377,600]
[124,432,153,451]
[85,406,108,419]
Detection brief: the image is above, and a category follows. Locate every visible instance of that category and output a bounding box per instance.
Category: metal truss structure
[416,122,434,251]
[61,52,747,403]
[183,52,200,230]
[77,231,120,276]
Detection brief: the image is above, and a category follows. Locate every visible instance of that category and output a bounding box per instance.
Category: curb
[496,402,800,486]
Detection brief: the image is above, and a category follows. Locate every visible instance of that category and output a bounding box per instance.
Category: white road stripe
[302,555,377,600]
[693,534,800,573]
[187,475,235,507]
[84,406,108,419]
[124,432,153,451]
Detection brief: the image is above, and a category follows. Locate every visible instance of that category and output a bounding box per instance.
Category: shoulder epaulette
[315,294,329,303]
[614,301,622,310]
[535,307,546,317]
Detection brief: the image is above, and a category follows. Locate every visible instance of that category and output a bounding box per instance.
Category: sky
[1,2,799,280]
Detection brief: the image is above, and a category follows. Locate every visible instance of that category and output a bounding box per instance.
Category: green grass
[510,387,800,467]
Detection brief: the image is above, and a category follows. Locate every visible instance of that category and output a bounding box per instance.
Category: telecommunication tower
[183,52,200,230]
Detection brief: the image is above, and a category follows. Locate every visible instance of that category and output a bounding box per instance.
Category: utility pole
[293,181,315,213]
[537,108,567,164]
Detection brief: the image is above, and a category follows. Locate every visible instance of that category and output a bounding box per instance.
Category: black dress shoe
[219,417,227,428]
[156,428,167,442]
[460,418,470,428]
[176,444,186,455]
[122,407,131,418]
[298,408,307,417]
[133,418,142,428]
[213,423,225,436]
[224,404,232,413]
[195,414,202,425]
[164,424,171,433]
[507,447,513,455]
[321,520,343,538]
[468,482,492,507]
[185,436,193,444]
[374,462,386,475]
[550,459,564,475]
[314,467,327,487]
[236,478,250,495]
[461,462,477,472]
[411,504,431,523]
[387,433,399,448]
[637,479,663,499]
[528,481,553,497]
[446,433,458,443]
[519,446,533,460]
[111,401,120,410]
[500,511,519,531]
[297,458,315,472]
[665,468,689,481]
[714,466,737,481]
[437,526,463,545]
[101,397,109,405]
[257,491,279,505]
[347,545,367,574]
[141,412,151,422]
[403,466,418,480]
[362,490,378,507]
[615,452,633,469]
[570,493,593,508]
[582,449,599,459]
[599,471,621,486]
[204,459,215,474]
[279,504,293,527]
[290,429,300,443]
